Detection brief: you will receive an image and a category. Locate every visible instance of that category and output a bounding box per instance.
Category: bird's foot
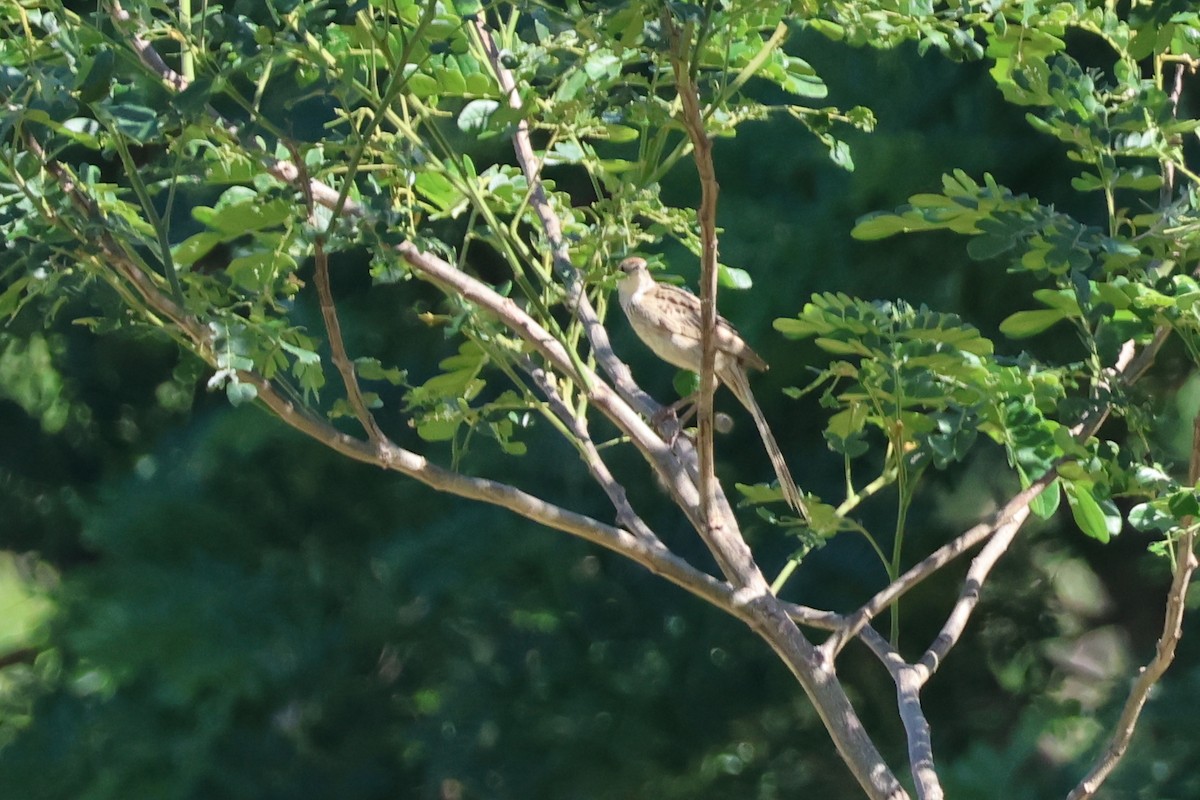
[652,395,697,448]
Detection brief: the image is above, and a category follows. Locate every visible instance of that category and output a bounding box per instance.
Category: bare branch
[737,596,909,800]
[895,662,941,800]
[1067,327,1200,797]
[1067,528,1197,799]
[915,499,1036,678]
[311,237,385,441]
[823,472,1057,658]
[665,17,721,531]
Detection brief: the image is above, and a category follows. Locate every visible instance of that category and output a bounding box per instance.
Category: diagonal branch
[517,356,659,542]
[1066,527,1196,799]
[30,133,737,621]
[1067,295,1199,797]
[822,472,1057,659]
[468,14,656,416]
[289,147,385,443]
[311,236,385,442]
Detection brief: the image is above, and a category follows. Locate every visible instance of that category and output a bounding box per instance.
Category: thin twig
[312,237,385,441]
[915,499,1035,678]
[289,146,385,442]
[1066,530,1196,800]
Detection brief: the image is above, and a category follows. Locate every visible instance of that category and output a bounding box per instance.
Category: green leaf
[102,103,161,144]
[779,56,828,98]
[417,417,461,441]
[76,48,115,104]
[1029,478,1061,520]
[718,264,752,289]
[355,358,405,385]
[1064,481,1120,543]
[407,72,439,97]
[173,232,224,268]
[999,308,1068,338]
[0,276,31,318]
[555,70,589,102]
[414,171,467,217]
[672,369,699,399]
[457,99,501,133]
[601,124,640,143]
[225,378,258,406]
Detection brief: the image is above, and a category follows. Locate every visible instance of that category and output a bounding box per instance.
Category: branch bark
[665,17,721,534]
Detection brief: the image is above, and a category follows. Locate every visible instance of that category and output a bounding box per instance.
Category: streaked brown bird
[616,256,806,517]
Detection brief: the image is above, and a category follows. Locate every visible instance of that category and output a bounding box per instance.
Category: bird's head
[618,256,648,276]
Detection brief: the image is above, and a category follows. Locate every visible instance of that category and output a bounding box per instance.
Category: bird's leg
[651,394,698,447]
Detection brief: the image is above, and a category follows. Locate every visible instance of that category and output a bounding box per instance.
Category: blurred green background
[2,30,1198,800]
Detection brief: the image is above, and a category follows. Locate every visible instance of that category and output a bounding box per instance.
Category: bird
[616,256,806,518]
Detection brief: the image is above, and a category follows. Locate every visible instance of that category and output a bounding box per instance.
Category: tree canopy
[2,1,1200,798]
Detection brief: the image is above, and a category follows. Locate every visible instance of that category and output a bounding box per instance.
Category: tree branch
[822,472,1057,659]
[289,149,385,443]
[665,15,721,534]
[1067,317,1199,797]
[517,356,659,543]
[468,14,655,416]
[1066,527,1196,799]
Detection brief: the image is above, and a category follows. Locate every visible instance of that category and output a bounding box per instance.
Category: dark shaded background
[2,28,1198,800]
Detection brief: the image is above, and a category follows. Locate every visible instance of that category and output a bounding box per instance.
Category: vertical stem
[666,15,719,530]
[179,0,194,81]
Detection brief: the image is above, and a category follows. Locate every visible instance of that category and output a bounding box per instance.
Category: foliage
[1,0,1200,798]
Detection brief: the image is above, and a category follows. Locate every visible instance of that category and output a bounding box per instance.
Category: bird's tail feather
[727,369,807,519]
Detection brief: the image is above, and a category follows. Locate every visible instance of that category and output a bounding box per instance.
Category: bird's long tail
[726,369,807,519]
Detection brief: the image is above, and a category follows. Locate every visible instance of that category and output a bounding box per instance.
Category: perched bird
[616,256,806,517]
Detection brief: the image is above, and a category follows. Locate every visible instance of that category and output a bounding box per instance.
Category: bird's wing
[650,285,768,371]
